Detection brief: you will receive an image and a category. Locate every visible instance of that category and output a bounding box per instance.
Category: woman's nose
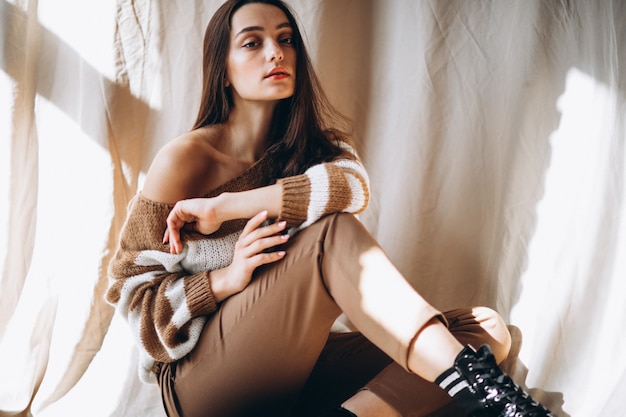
[266,40,284,62]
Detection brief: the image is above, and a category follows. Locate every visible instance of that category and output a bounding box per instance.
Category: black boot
[436,344,555,417]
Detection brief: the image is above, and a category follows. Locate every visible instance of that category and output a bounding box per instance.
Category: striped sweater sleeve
[106,195,218,382]
[277,137,370,229]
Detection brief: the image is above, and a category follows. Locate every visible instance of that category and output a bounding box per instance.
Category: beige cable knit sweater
[106,137,370,382]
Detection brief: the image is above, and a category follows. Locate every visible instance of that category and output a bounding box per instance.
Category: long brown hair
[193,0,350,179]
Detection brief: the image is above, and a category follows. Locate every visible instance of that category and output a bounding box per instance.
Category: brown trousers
[159,213,510,417]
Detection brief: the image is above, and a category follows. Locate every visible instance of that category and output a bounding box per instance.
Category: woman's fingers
[238,235,288,277]
[238,226,289,254]
[224,213,290,293]
[166,223,204,254]
[165,216,186,254]
[257,232,290,253]
[241,210,270,234]
[164,202,198,254]
[240,215,287,245]
[166,208,289,257]
[235,212,290,265]
[251,249,287,267]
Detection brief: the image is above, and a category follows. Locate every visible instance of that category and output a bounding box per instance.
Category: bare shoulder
[142,126,224,203]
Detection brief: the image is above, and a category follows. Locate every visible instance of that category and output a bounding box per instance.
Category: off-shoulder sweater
[106,138,370,383]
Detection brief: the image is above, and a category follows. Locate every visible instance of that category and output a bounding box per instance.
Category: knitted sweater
[106,138,370,383]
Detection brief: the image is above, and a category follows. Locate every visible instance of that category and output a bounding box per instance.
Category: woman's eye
[243,41,259,48]
[279,37,293,45]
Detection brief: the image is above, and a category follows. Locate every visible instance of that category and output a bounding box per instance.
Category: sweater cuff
[277,175,310,227]
[185,271,218,316]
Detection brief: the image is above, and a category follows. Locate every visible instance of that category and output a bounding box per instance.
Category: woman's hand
[212,211,289,300]
[164,197,222,254]
[163,187,283,255]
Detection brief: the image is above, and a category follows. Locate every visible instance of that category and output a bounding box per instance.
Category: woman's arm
[106,195,217,374]
[164,184,283,253]
[107,135,289,381]
[277,136,370,229]
[164,136,370,250]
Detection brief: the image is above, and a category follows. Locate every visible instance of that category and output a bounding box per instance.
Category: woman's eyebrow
[234,22,292,39]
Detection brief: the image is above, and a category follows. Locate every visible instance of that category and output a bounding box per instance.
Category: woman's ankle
[436,344,554,416]
[407,317,464,381]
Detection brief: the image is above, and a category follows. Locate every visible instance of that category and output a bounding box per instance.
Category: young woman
[106,1,555,416]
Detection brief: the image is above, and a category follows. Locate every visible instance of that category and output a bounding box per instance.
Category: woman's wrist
[218,185,282,221]
[208,267,237,302]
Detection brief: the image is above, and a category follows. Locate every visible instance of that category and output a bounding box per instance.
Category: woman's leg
[296,332,393,416]
[317,214,444,370]
[160,213,443,417]
[161,213,552,417]
[313,214,553,417]
[345,307,511,417]
[298,308,511,417]
[160,220,343,417]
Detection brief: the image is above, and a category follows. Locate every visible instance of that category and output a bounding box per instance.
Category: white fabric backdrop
[1,1,625,416]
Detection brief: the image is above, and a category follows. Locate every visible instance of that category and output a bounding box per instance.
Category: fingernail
[281,234,289,240]
[277,251,286,256]
[278,221,287,227]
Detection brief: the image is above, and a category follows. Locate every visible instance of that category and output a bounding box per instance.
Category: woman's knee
[321,213,376,248]
[329,212,367,229]
[445,306,512,364]
[471,306,512,363]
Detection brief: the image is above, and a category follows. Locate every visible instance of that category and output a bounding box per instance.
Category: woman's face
[226,3,296,104]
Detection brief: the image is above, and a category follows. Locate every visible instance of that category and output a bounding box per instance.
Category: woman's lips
[266,67,289,79]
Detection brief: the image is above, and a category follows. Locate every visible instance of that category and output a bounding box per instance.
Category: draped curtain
[1,1,624,416]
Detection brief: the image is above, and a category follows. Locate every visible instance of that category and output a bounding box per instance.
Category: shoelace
[471,359,554,417]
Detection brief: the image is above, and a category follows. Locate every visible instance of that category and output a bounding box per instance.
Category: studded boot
[436,344,555,417]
